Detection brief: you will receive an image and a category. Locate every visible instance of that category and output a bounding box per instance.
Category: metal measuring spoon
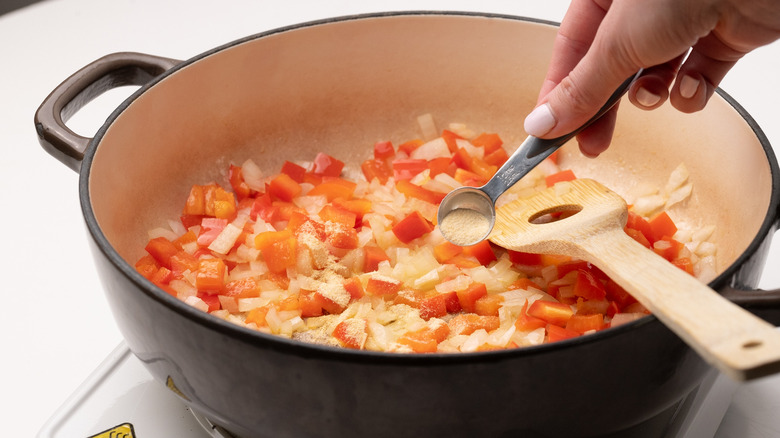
[437,70,643,246]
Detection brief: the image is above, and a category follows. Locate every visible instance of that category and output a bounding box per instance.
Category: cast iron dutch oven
[35,12,780,438]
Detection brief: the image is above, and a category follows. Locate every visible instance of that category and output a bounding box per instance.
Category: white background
[1,1,779,437]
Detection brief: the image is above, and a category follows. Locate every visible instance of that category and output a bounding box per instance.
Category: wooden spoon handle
[580,227,780,381]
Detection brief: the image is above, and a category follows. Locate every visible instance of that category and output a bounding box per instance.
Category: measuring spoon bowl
[437,70,642,246]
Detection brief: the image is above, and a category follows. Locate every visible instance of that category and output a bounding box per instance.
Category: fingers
[669,33,742,113]
[525,0,648,147]
[536,0,610,102]
[575,102,619,158]
[628,54,686,110]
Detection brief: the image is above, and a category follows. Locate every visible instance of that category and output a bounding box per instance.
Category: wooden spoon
[489,178,780,381]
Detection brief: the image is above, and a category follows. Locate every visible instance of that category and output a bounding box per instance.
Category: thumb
[524,53,641,142]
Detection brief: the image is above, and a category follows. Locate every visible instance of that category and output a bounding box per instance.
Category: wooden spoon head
[490,179,628,258]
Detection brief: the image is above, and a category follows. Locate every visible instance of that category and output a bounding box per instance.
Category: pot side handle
[34,52,180,172]
[722,287,780,327]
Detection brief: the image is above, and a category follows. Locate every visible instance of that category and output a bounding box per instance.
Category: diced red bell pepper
[173,229,197,249]
[392,159,429,181]
[315,291,347,315]
[228,164,252,200]
[433,241,463,263]
[311,152,344,177]
[196,258,226,293]
[604,279,637,309]
[245,306,270,327]
[254,229,297,273]
[361,159,393,184]
[197,292,222,312]
[307,178,357,201]
[508,277,542,291]
[366,277,401,296]
[393,289,425,308]
[268,173,302,202]
[572,269,607,300]
[169,250,200,276]
[483,147,509,167]
[374,141,395,160]
[508,250,542,266]
[223,276,263,298]
[145,237,180,270]
[441,129,464,153]
[446,255,482,269]
[333,319,368,349]
[470,132,504,154]
[546,324,580,342]
[449,313,500,335]
[452,148,497,179]
[461,240,497,266]
[527,300,574,327]
[565,313,605,334]
[625,227,652,248]
[626,211,654,244]
[456,282,487,313]
[189,183,235,219]
[197,218,228,246]
[515,301,547,331]
[474,294,504,317]
[426,156,454,177]
[397,322,450,353]
[299,291,325,317]
[327,225,359,249]
[545,169,577,187]
[363,246,390,272]
[395,180,446,205]
[452,168,487,186]
[648,211,678,242]
[343,277,365,300]
[575,298,611,316]
[150,266,173,286]
[319,204,357,228]
[397,139,424,155]
[281,160,307,183]
[135,255,159,279]
[420,294,449,320]
[333,198,372,226]
[672,257,695,275]
[653,237,684,262]
[392,211,434,243]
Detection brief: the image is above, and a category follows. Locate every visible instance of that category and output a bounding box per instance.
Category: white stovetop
[1,1,778,437]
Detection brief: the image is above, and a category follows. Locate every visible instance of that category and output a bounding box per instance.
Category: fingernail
[679,75,700,99]
[636,87,661,108]
[524,103,556,136]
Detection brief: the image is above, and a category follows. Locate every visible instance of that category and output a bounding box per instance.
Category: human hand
[524,0,780,157]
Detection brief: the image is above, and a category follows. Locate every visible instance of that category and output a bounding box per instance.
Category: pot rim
[79,10,780,364]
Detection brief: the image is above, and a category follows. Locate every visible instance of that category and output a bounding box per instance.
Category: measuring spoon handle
[482,70,643,203]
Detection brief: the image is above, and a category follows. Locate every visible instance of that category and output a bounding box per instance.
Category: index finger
[537,0,612,101]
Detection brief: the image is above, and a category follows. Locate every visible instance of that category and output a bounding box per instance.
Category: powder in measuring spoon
[440,207,491,246]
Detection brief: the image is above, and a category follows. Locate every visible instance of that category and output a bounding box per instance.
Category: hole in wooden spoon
[742,340,763,349]
[529,205,583,225]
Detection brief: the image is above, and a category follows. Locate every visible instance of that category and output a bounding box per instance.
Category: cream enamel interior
[87,14,772,276]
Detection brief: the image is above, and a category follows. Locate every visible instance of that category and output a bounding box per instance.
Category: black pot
[35,12,780,438]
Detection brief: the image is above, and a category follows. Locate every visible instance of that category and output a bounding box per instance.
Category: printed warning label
[87,422,135,438]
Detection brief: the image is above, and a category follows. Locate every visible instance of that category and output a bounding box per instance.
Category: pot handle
[35,52,180,172]
[721,285,780,326]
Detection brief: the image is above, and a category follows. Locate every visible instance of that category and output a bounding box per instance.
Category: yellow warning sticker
[87,422,135,438]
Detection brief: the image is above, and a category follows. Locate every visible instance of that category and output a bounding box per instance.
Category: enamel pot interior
[88,14,775,277]
[81,12,778,437]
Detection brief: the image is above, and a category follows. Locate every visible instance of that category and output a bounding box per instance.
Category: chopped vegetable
[135,117,716,353]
